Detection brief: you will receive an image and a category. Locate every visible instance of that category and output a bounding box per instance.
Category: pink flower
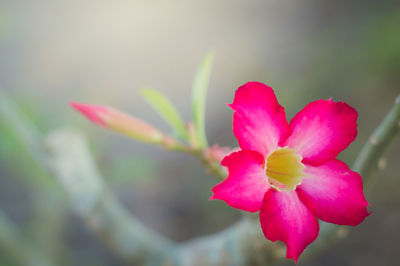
[210,82,370,263]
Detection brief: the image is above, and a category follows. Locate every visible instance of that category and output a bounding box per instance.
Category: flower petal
[260,190,319,263]
[210,150,269,212]
[230,82,290,157]
[297,160,370,226]
[282,99,357,165]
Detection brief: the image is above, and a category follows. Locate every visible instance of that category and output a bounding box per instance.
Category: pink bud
[70,102,164,143]
[70,102,108,126]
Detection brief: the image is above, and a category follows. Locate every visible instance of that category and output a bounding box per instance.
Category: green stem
[353,95,400,179]
[162,139,228,180]
[194,150,227,180]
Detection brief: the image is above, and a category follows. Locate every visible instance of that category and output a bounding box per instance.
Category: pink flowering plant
[210,82,369,262]
[0,46,399,266]
[59,54,398,265]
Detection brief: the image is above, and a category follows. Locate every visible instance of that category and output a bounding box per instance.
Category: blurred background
[0,0,399,265]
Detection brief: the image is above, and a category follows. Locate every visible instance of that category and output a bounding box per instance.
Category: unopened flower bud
[70,102,164,144]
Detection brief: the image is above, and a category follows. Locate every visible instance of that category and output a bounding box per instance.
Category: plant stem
[353,95,400,179]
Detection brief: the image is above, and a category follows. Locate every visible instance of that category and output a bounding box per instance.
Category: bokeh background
[0,0,399,265]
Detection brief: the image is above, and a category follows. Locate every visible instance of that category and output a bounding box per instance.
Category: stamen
[266,147,305,190]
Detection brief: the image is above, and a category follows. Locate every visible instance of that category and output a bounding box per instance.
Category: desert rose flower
[210,82,369,263]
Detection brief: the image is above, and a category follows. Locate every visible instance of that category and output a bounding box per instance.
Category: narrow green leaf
[141,88,189,140]
[191,51,214,148]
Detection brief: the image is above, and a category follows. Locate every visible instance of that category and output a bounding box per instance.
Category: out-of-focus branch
[1,93,173,265]
[353,95,400,181]
[44,130,173,265]
[0,211,54,266]
[0,92,66,262]
[163,217,285,266]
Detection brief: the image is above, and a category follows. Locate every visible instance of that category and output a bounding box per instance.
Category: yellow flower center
[266,147,305,191]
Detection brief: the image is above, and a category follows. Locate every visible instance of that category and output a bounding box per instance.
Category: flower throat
[266,147,305,191]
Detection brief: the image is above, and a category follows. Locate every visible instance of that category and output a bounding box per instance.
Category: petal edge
[297,160,370,226]
[260,190,319,263]
[282,99,358,165]
[230,82,290,157]
[210,150,269,212]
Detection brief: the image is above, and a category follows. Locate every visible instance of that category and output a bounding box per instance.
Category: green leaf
[141,88,189,140]
[191,51,214,148]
